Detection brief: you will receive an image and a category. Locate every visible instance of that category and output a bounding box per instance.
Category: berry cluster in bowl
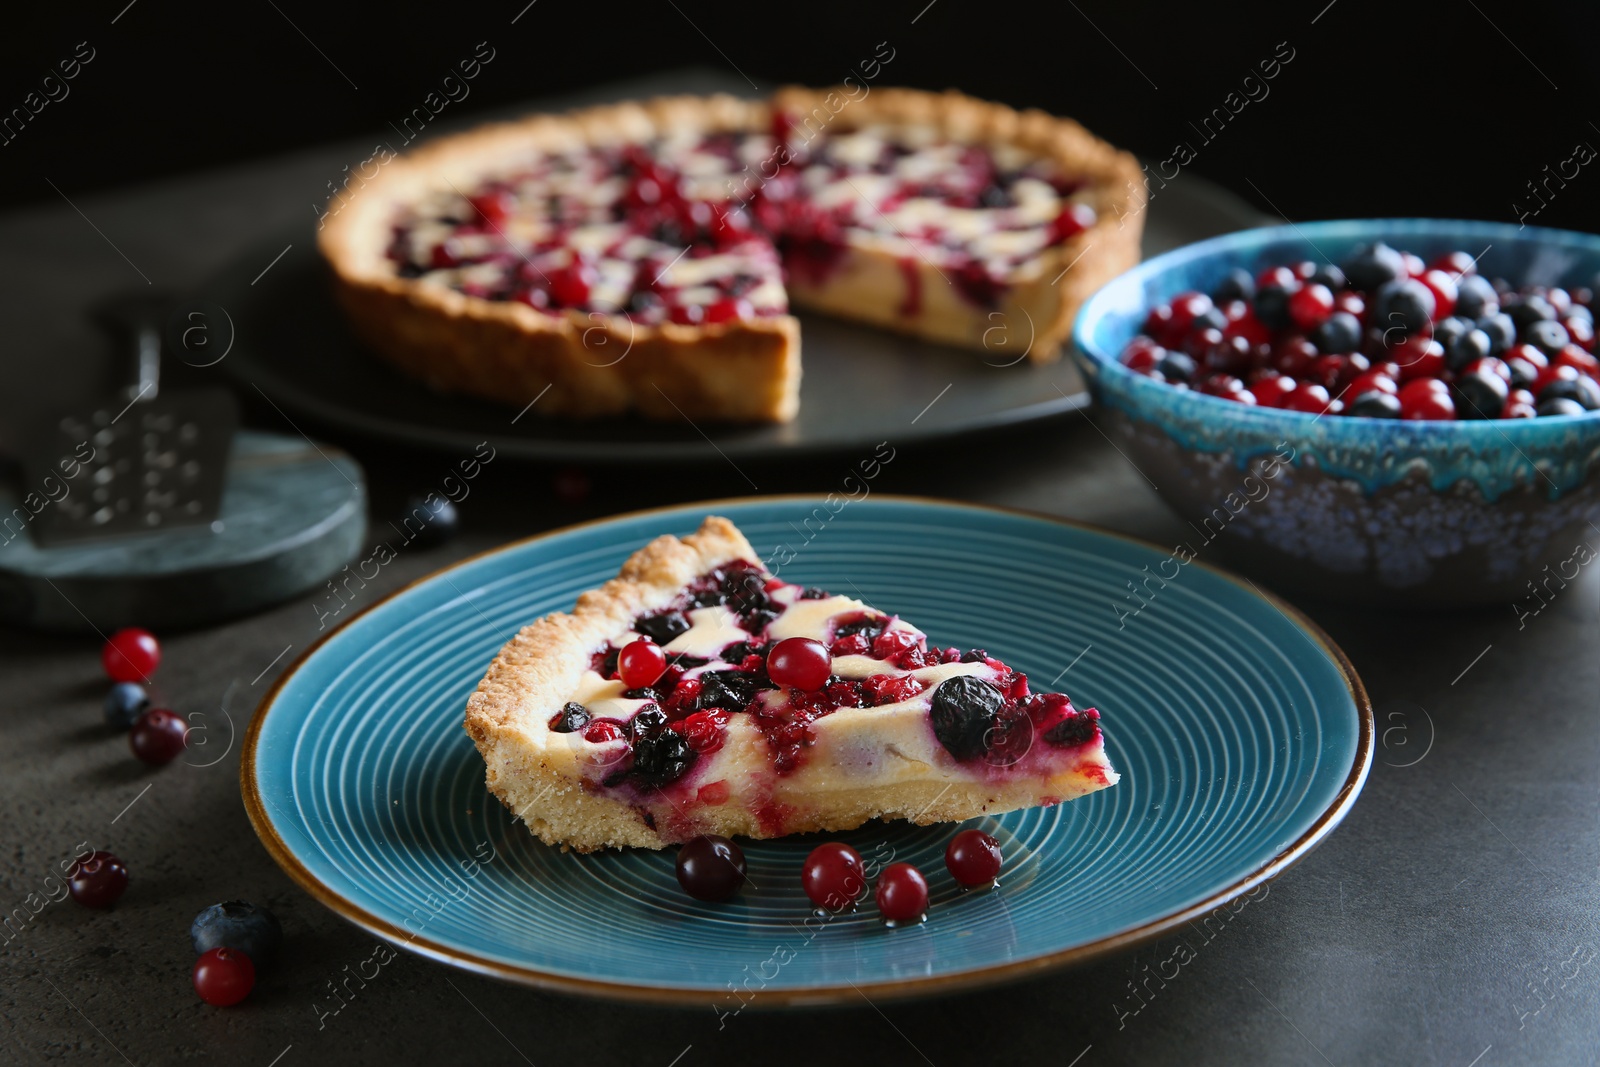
[1119,241,1600,420]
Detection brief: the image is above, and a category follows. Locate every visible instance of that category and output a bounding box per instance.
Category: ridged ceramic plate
[242,497,1371,1004]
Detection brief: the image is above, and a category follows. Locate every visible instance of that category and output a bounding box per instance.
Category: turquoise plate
[242,497,1371,1005]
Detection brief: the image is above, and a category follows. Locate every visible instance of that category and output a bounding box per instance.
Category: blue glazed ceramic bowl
[1072,219,1600,608]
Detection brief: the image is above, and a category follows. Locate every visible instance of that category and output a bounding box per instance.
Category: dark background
[3,0,1598,234]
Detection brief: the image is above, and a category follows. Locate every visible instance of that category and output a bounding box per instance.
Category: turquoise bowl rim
[240,495,1374,1006]
[1071,218,1600,498]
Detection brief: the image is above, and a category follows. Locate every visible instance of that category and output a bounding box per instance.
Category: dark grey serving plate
[203,173,1261,464]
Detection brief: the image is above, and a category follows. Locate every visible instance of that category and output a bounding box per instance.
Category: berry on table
[67,851,128,908]
[875,862,930,924]
[675,835,746,902]
[945,829,1003,887]
[129,708,188,765]
[802,842,866,910]
[618,639,668,689]
[103,682,150,730]
[102,628,160,683]
[191,902,283,965]
[766,637,831,691]
[193,947,256,1006]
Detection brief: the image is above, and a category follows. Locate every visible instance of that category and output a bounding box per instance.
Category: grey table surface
[3,70,1599,1067]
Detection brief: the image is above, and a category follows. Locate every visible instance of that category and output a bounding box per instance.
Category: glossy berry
[549,702,591,734]
[193,947,255,1006]
[1398,379,1456,421]
[1310,311,1361,354]
[766,637,831,691]
[875,863,930,924]
[1155,351,1196,383]
[129,708,188,765]
[1346,390,1402,418]
[1454,274,1498,319]
[67,851,128,909]
[1282,382,1332,414]
[1213,268,1254,303]
[1373,279,1436,334]
[192,901,282,965]
[618,639,668,689]
[1454,366,1509,419]
[1340,241,1406,291]
[583,720,624,744]
[399,493,459,549]
[1287,283,1335,331]
[675,835,746,902]
[945,829,1003,887]
[103,682,150,730]
[929,675,1006,760]
[802,842,866,910]
[102,628,159,683]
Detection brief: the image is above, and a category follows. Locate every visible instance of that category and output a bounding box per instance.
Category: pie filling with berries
[321,88,1143,423]
[464,517,1118,851]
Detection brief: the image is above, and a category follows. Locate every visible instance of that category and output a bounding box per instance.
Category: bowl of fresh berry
[1071,218,1600,608]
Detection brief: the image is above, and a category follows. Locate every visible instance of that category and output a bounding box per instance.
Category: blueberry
[977,184,1013,209]
[740,607,780,634]
[1566,304,1594,327]
[1156,351,1197,383]
[1432,315,1475,352]
[1524,319,1571,356]
[625,289,663,315]
[1373,279,1437,334]
[1506,356,1541,390]
[1340,242,1406,291]
[103,682,150,730]
[1505,294,1557,332]
[1445,328,1493,372]
[1539,376,1600,410]
[798,587,829,600]
[635,610,690,645]
[1253,284,1293,331]
[398,493,459,549]
[628,703,667,739]
[1192,307,1229,334]
[1346,390,1402,418]
[1213,268,1254,304]
[1308,263,1346,292]
[550,702,591,733]
[1310,311,1362,354]
[698,670,757,711]
[1537,396,1588,417]
[1454,275,1498,319]
[929,676,1006,761]
[959,648,990,663]
[191,901,282,965]
[1476,313,1517,354]
[1454,371,1508,419]
[630,729,695,787]
[834,616,887,643]
[1043,710,1100,747]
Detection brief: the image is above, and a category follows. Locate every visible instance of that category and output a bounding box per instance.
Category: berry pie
[464,517,1119,851]
[322,88,1143,422]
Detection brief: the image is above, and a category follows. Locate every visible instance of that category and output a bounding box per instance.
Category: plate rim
[240,494,1374,1007]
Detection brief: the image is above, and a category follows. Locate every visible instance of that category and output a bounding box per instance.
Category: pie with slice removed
[464,516,1118,851]
[322,88,1144,423]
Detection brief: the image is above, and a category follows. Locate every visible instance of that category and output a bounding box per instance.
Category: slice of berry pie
[322,88,1143,423]
[464,516,1118,851]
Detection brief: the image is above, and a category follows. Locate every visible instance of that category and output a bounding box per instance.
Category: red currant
[1287,283,1335,331]
[129,708,188,765]
[617,639,667,689]
[1282,382,1332,414]
[67,851,128,908]
[875,862,929,924]
[193,947,255,1006]
[1398,379,1456,421]
[801,842,865,910]
[945,829,1003,887]
[767,637,831,691]
[1248,373,1297,408]
[583,720,624,744]
[675,835,746,902]
[1166,291,1213,336]
[102,628,160,682]
[1048,202,1096,244]
[1418,270,1458,319]
[1430,250,1477,276]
